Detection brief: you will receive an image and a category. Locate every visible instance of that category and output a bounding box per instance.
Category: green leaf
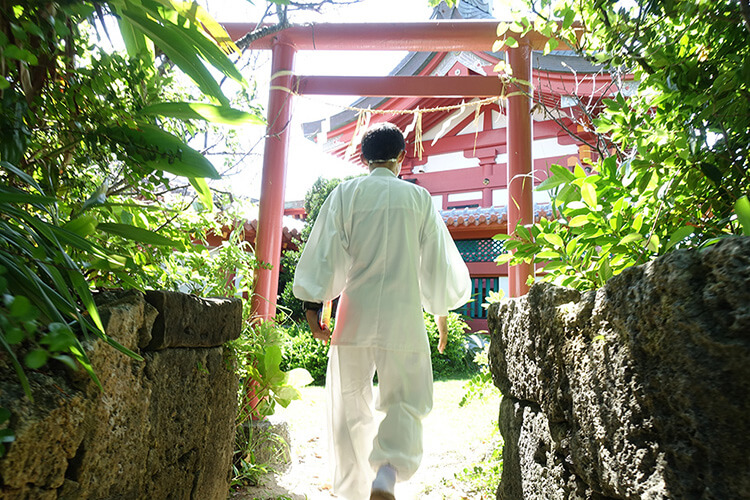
[170,18,245,86]
[101,123,220,179]
[5,327,25,344]
[516,225,532,242]
[665,226,694,250]
[118,9,228,105]
[505,37,519,48]
[189,177,213,212]
[24,349,49,369]
[537,174,569,191]
[52,354,78,370]
[116,15,155,60]
[619,232,643,245]
[537,250,561,259]
[1,161,45,193]
[550,164,576,181]
[568,214,589,227]
[274,385,301,403]
[734,196,750,236]
[4,45,38,64]
[63,215,98,238]
[541,259,565,270]
[139,102,264,126]
[543,37,559,55]
[286,367,313,388]
[266,345,283,371]
[8,295,31,318]
[581,182,597,208]
[541,233,564,248]
[645,234,660,253]
[492,233,511,240]
[562,8,576,30]
[0,189,56,205]
[495,253,514,265]
[98,222,178,247]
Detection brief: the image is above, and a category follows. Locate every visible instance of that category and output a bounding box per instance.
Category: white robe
[293,167,471,499]
[293,167,471,351]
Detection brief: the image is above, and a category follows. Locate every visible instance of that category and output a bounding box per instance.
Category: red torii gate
[223,21,544,320]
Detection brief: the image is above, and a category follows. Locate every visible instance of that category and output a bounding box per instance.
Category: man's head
[360,122,406,171]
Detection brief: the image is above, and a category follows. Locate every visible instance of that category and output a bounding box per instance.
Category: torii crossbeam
[223,20,541,320]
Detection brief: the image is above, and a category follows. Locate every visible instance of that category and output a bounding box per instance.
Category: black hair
[360,122,406,162]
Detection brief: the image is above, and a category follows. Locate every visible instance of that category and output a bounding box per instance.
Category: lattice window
[454,239,504,263]
[458,277,499,320]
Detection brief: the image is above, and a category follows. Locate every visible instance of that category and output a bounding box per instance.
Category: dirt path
[232,380,501,500]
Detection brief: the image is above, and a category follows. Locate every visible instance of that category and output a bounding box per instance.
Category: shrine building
[301,41,633,332]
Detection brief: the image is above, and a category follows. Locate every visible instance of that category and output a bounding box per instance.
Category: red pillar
[506,44,534,297]
[252,37,296,321]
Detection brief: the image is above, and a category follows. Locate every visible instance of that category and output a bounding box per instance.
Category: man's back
[331,168,433,351]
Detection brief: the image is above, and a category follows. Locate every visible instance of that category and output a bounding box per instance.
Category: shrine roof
[441,204,554,229]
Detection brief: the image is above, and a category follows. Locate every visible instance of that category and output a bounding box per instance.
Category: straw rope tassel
[344,108,371,161]
[413,109,424,160]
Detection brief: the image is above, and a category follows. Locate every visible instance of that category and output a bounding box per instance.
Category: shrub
[425,312,478,379]
[279,322,330,386]
[278,312,478,385]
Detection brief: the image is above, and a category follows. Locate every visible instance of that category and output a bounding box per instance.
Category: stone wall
[488,236,750,500]
[0,290,242,500]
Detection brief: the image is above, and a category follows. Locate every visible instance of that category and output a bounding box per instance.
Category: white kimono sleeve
[418,207,472,316]
[292,187,349,303]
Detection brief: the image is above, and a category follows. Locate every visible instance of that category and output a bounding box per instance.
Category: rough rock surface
[488,236,750,500]
[145,290,242,350]
[0,290,240,500]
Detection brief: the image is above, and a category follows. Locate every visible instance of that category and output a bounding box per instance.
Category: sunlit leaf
[189,177,214,212]
[118,9,228,105]
[541,233,564,248]
[619,232,643,245]
[139,102,264,126]
[101,123,220,179]
[581,182,597,208]
[568,214,589,227]
[664,226,694,250]
[734,196,750,236]
[98,222,179,247]
[495,253,514,265]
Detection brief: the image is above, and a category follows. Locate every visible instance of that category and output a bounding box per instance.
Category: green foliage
[460,343,499,407]
[425,312,477,379]
[0,0,262,397]
[452,436,503,499]
[229,320,312,488]
[494,0,749,290]
[231,320,313,421]
[279,321,330,385]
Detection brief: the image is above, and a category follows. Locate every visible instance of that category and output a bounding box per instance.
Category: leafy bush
[0,0,257,397]
[460,343,500,407]
[277,312,477,385]
[279,321,330,385]
[425,312,478,379]
[493,0,749,291]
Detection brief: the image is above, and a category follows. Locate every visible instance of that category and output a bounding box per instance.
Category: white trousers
[326,345,434,500]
